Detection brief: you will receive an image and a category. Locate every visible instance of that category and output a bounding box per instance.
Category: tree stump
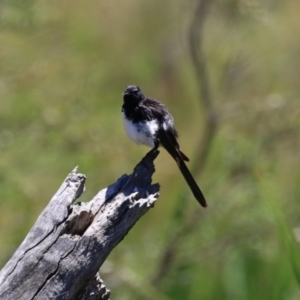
[0,150,160,300]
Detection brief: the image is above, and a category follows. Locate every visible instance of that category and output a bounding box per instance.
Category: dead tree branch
[0,150,160,300]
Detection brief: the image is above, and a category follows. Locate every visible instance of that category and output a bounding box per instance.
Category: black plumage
[122,85,207,207]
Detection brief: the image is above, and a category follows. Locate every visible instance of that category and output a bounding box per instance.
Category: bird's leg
[148,141,159,155]
[152,140,160,151]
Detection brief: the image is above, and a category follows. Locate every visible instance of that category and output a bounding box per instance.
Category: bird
[121,85,207,207]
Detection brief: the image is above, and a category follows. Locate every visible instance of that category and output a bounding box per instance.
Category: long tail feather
[158,129,207,207]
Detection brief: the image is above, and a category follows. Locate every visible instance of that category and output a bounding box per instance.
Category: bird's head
[123,85,144,104]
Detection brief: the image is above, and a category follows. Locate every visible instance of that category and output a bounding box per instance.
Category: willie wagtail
[122,85,207,207]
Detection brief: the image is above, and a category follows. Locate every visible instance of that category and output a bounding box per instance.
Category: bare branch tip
[71,166,79,174]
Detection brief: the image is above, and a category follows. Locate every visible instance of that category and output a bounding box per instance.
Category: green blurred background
[1,0,300,299]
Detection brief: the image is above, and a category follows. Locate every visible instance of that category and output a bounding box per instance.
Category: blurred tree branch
[152,0,216,286]
[189,0,217,176]
[0,150,160,300]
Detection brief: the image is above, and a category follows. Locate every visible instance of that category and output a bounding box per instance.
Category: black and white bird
[122,85,207,207]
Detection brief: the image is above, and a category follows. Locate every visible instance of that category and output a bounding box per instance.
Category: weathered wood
[0,150,160,300]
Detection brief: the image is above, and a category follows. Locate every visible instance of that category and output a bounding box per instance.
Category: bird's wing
[141,98,189,161]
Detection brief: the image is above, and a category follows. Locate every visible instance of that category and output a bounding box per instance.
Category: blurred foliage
[1,0,300,299]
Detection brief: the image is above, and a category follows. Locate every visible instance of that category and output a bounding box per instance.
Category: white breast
[122,112,158,148]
